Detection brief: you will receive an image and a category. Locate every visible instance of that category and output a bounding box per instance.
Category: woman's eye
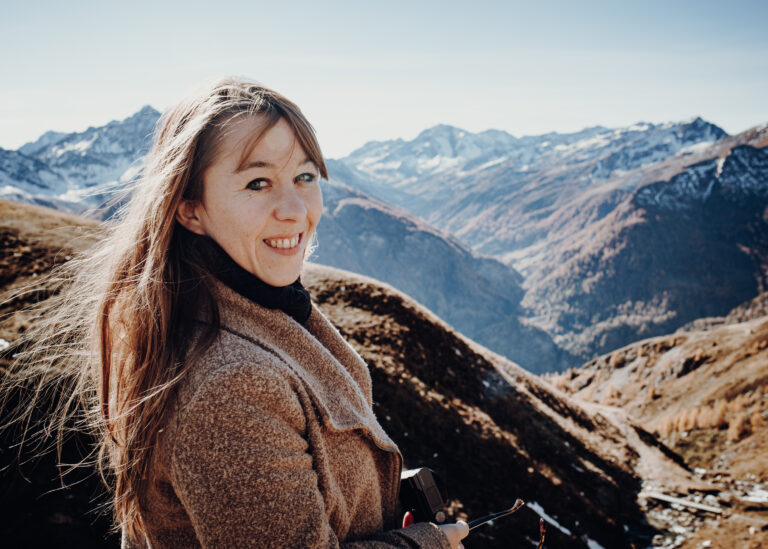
[246,179,269,191]
[296,173,316,184]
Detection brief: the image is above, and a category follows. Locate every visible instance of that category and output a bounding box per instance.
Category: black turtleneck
[205,240,312,325]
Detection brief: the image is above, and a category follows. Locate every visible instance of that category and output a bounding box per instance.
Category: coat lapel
[211,280,398,453]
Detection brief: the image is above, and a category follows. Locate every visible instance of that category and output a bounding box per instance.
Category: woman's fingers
[437,520,470,549]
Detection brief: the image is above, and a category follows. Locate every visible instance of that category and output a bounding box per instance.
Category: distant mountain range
[338,118,728,252]
[2,107,766,371]
[335,119,768,358]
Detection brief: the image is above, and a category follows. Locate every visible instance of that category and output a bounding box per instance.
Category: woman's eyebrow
[234,159,273,173]
[234,157,315,174]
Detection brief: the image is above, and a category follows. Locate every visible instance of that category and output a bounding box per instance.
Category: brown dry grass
[727,412,750,441]
[730,394,748,414]
[653,391,768,440]
[710,400,729,429]
[564,302,768,484]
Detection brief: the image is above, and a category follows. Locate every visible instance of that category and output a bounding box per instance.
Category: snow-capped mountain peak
[29,106,160,188]
[1,106,162,210]
[18,130,69,157]
[338,117,729,197]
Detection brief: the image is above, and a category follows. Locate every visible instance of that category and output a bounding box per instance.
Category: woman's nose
[273,184,308,221]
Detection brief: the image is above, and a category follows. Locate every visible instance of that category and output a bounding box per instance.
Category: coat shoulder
[182,320,289,384]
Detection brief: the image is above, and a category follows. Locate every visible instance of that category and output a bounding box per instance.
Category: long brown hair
[1,77,328,543]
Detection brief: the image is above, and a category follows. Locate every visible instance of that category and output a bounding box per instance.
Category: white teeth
[266,235,300,249]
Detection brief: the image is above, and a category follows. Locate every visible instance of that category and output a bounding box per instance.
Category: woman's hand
[437,520,469,549]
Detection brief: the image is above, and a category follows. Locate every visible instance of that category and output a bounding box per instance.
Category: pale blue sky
[1,0,766,157]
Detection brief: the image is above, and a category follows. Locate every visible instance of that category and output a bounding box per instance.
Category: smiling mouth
[264,233,302,249]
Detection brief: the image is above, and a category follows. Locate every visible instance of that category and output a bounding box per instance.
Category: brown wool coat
[122,280,451,549]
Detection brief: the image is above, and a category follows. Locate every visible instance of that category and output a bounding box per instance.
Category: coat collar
[208,279,399,453]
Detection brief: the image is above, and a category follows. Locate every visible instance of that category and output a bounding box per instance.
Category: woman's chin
[258,265,303,287]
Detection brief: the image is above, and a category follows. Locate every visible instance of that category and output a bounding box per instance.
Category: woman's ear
[176,200,207,235]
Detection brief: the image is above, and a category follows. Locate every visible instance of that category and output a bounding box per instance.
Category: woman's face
[179,116,323,287]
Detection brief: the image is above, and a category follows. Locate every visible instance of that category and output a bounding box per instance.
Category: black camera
[399,467,449,524]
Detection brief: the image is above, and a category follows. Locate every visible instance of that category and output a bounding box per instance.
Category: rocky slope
[0,200,703,548]
[547,295,768,548]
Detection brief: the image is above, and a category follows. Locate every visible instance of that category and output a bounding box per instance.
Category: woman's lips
[263,232,303,255]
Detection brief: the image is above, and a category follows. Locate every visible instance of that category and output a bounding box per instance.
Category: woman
[6,78,469,548]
